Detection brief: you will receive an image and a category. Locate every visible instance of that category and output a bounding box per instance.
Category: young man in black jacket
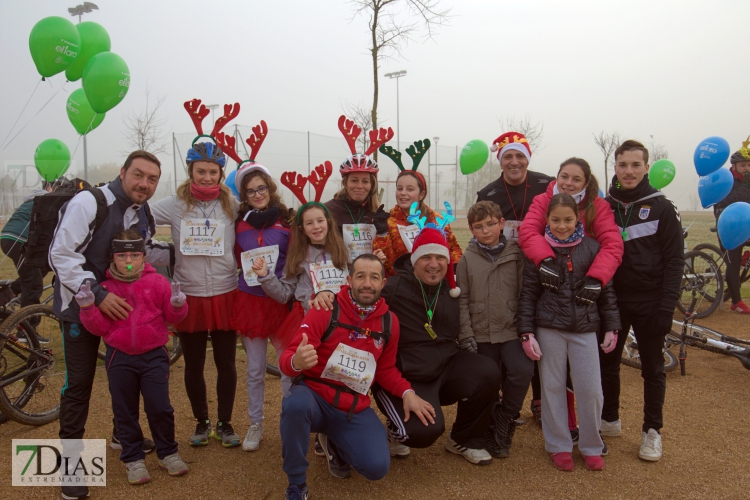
[600,140,683,462]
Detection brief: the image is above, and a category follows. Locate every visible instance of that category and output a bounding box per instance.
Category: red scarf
[190,183,221,201]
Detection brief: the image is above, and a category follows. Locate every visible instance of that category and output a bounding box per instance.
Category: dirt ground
[1,306,749,500]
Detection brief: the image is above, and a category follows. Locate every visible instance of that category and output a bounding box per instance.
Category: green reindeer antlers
[379,138,431,172]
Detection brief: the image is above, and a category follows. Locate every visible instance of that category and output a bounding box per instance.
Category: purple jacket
[234,216,291,297]
[79,263,188,355]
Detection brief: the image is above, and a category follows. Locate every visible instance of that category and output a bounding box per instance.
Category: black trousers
[599,300,667,432]
[0,239,46,307]
[719,238,745,305]
[373,350,500,450]
[59,322,101,440]
[177,330,237,423]
[477,340,533,419]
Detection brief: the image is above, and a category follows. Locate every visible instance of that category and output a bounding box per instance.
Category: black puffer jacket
[517,237,621,334]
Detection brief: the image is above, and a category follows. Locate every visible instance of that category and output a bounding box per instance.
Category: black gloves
[457,337,478,353]
[575,277,602,306]
[372,204,389,236]
[539,258,562,292]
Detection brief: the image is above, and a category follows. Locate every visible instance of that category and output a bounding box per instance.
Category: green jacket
[1,194,39,243]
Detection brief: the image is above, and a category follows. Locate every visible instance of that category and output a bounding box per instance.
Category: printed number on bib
[321,343,377,395]
[503,220,521,240]
[397,224,420,253]
[311,255,347,294]
[180,219,225,256]
[241,245,279,286]
[343,223,375,260]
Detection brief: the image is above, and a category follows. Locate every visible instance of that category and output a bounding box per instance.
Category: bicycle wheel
[0,310,10,425]
[692,243,731,302]
[0,305,64,425]
[266,341,280,377]
[676,250,723,319]
[621,329,678,372]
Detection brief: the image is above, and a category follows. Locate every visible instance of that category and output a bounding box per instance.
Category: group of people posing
[42,105,747,500]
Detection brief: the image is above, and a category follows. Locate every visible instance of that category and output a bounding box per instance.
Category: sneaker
[388,434,410,459]
[189,419,212,446]
[285,484,310,500]
[570,428,579,446]
[730,300,750,314]
[158,453,189,476]
[484,426,504,459]
[212,421,240,448]
[313,433,325,456]
[530,399,542,426]
[602,440,609,456]
[111,433,156,454]
[125,459,150,484]
[582,455,605,471]
[492,405,517,458]
[599,419,622,437]
[242,423,263,452]
[514,417,526,426]
[317,433,351,479]
[639,428,663,461]
[445,434,492,465]
[551,452,574,471]
[61,485,89,499]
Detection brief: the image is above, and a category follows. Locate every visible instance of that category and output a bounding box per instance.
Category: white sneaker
[445,434,492,465]
[638,428,662,461]
[242,423,263,452]
[600,419,622,437]
[388,435,410,458]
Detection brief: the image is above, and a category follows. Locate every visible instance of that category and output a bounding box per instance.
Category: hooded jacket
[476,171,554,221]
[279,285,411,414]
[1,189,47,243]
[78,263,188,355]
[518,181,624,285]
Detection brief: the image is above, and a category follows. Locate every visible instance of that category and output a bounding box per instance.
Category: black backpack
[23,186,108,269]
[321,298,392,344]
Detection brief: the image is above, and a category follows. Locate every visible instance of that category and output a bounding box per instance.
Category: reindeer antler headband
[280,161,334,224]
[380,139,431,188]
[337,115,394,176]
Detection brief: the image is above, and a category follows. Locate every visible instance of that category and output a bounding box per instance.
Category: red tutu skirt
[174,290,236,333]
[271,302,305,353]
[230,292,291,339]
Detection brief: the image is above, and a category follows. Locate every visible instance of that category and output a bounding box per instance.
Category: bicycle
[620,328,679,372]
[675,249,723,319]
[692,227,750,304]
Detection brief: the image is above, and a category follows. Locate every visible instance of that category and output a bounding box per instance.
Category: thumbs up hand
[292,333,318,371]
[170,282,186,307]
[75,281,95,308]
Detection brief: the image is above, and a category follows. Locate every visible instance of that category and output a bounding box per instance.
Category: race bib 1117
[179,219,225,256]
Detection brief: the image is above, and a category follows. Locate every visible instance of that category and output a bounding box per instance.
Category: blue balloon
[598,188,605,198]
[225,169,239,199]
[698,168,733,208]
[693,136,730,176]
[717,202,750,250]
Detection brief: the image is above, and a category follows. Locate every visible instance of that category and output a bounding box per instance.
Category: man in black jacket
[374,228,500,466]
[600,140,683,462]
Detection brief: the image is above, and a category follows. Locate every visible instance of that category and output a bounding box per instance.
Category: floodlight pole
[433,137,439,207]
[384,70,407,148]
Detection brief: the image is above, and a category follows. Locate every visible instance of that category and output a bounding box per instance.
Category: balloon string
[0,79,42,150]
[1,84,63,152]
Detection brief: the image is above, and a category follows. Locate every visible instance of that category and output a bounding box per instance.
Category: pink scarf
[190,183,221,201]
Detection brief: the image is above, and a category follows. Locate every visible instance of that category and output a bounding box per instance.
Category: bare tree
[593,131,621,183]
[688,191,701,212]
[349,0,450,157]
[498,114,545,152]
[122,87,169,155]
[648,137,669,161]
[343,102,373,153]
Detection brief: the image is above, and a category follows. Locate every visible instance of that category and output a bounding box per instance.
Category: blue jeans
[280,383,390,485]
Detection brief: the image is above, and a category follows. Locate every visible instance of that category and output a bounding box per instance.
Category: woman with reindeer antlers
[374,140,462,276]
[150,99,242,449]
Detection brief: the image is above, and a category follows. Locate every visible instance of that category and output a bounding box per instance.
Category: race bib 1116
[343,224,375,260]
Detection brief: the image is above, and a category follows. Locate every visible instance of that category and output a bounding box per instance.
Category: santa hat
[410,227,461,298]
[490,131,532,162]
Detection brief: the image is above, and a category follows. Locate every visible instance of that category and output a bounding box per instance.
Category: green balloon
[28,16,80,78]
[460,139,490,175]
[67,88,105,135]
[649,159,676,189]
[82,52,130,113]
[34,139,71,182]
[65,22,111,82]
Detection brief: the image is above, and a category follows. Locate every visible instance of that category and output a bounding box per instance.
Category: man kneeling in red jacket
[279,254,434,500]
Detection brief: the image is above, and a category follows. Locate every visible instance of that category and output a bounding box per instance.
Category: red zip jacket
[518,181,624,285]
[79,263,188,354]
[280,285,412,413]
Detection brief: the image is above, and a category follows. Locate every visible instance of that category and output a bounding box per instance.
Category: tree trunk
[370,3,380,160]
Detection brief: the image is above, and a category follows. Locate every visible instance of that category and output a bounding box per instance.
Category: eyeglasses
[246,185,268,198]
[471,221,499,232]
[114,253,145,261]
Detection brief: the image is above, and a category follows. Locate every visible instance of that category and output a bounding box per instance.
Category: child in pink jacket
[75,231,189,486]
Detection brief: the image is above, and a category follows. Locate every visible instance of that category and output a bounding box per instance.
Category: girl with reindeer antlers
[150,99,243,449]
[374,140,463,276]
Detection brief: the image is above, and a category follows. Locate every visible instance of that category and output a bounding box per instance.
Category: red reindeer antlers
[280,161,333,205]
[210,103,241,137]
[184,99,210,135]
[280,172,308,205]
[338,115,362,155]
[246,120,268,161]
[364,127,395,156]
[214,132,243,164]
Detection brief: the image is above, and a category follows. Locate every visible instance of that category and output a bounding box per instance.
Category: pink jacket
[518,181,624,285]
[79,263,188,355]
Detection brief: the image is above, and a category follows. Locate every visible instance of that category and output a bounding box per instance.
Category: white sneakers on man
[242,423,263,452]
[445,434,492,465]
[388,435,410,459]
[639,428,662,461]
[599,419,622,437]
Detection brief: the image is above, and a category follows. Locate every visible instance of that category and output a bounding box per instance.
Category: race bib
[503,220,521,240]
[397,224,420,253]
[241,245,280,286]
[179,219,225,256]
[321,343,377,395]
[343,224,375,260]
[311,255,347,294]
